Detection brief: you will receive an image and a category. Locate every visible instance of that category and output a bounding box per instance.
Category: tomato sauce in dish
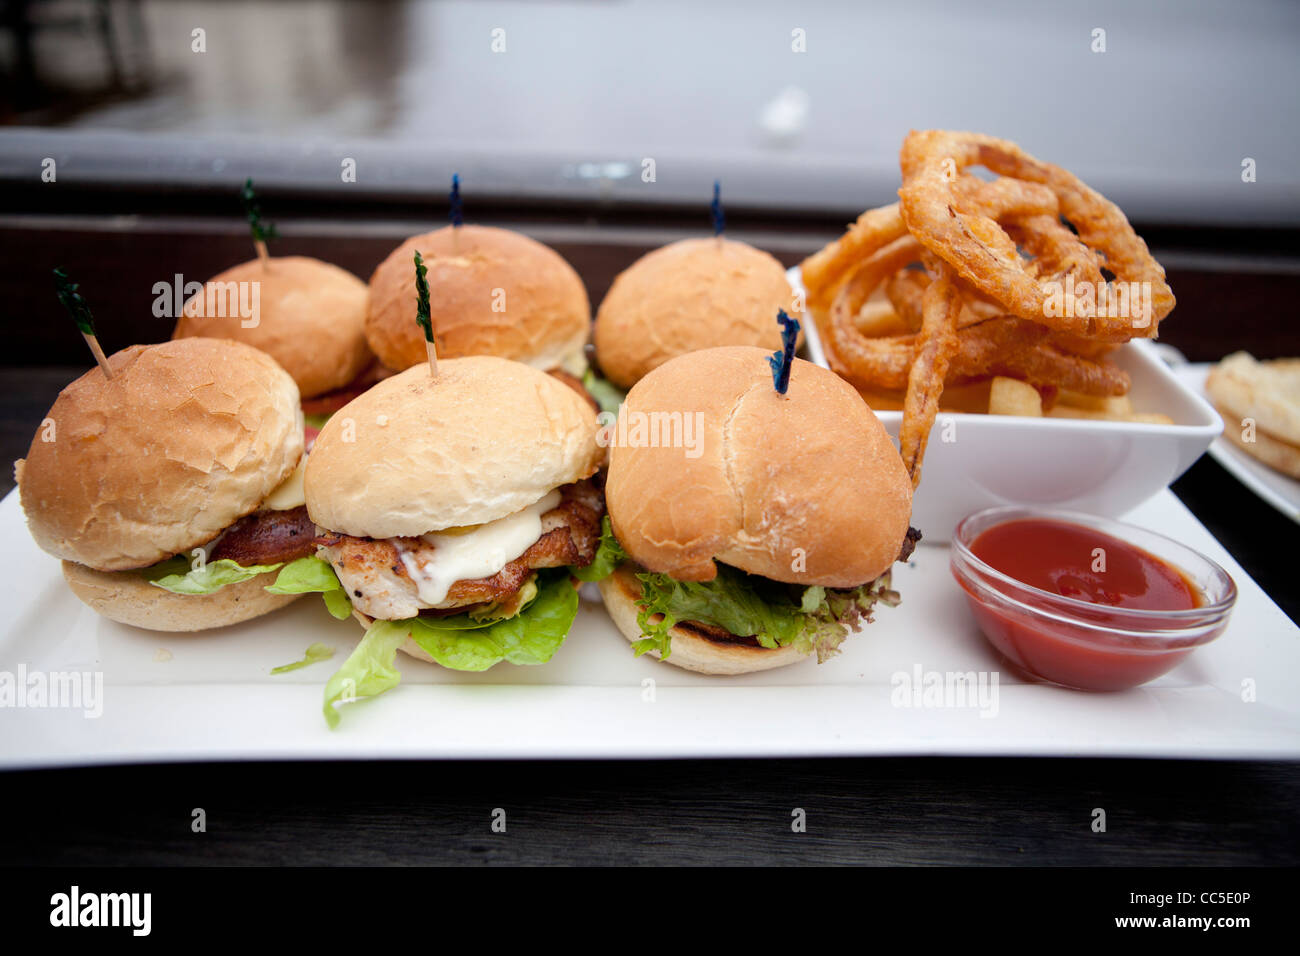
[970,519,1200,612]
[954,517,1223,691]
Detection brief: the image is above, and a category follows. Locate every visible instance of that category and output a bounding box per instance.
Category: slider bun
[306,356,602,538]
[365,225,590,373]
[173,256,372,398]
[18,339,303,572]
[62,561,298,632]
[597,564,805,674]
[594,237,802,389]
[605,346,912,587]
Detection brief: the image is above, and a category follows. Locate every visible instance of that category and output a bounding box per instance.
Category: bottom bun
[1214,402,1300,479]
[597,564,807,675]
[62,561,298,632]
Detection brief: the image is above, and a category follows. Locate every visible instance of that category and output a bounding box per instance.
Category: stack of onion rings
[802,130,1175,488]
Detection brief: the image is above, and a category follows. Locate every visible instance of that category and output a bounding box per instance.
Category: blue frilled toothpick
[449,173,463,228]
[769,309,800,395]
[710,181,725,237]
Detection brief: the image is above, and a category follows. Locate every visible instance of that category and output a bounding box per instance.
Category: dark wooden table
[0,204,1297,867]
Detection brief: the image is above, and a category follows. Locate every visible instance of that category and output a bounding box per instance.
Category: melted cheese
[263,458,306,511]
[395,490,561,606]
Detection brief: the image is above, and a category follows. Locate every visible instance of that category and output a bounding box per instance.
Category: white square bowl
[789,267,1223,541]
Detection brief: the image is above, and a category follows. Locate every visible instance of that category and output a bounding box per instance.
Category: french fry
[988,376,1042,417]
[1057,388,1133,415]
[1047,406,1174,424]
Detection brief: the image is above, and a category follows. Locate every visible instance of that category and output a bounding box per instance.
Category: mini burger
[587,345,917,674]
[593,237,803,390]
[269,356,604,726]
[172,255,378,425]
[16,338,312,631]
[365,225,591,384]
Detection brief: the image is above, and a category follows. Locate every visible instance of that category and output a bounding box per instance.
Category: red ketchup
[962,518,1205,690]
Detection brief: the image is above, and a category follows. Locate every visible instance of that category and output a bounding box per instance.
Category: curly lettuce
[632,569,898,662]
[572,518,899,663]
[321,570,579,728]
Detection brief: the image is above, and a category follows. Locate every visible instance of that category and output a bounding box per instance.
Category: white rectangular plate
[1,486,1297,766]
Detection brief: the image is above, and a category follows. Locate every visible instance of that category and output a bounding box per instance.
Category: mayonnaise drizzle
[394,490,561,607]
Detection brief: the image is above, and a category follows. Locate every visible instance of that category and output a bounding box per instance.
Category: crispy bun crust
[62,561,297,631]
[596,564,806,674]
[594,237,802,389]
[305,356,602,538]
[365,225,590,373]
[605,346,912,586]
[173,256,372,398]
[18,339,304,572]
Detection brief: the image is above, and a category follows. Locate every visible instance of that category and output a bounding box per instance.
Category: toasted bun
[365,225,590,373]
[1207,351,1300,446]
[17,339,303,571]
[594,237,802,389]
[597,564,805,674]
[306,356,601,537]
[606,346,911,586]
[61,561,297,631]
[173,256,372,398]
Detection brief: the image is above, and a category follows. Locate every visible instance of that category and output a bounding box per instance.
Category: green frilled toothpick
[54,267,113,380]
[413,250,438,378]
[240,177,278,266]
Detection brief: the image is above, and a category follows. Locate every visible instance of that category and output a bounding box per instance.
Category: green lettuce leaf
[303,412,332,431]
[322,621,409,728]
[266,556,352,619]
[406,571,578,669]
[582,369,626,415]
[148,557,282,595]
[271,642,336,674]
[632,567,899,662]
[572,515,628,582]
[321,572,580,727]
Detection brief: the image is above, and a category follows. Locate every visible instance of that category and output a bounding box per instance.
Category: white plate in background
[788,266,1224,540]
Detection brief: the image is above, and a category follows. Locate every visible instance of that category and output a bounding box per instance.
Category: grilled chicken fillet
[316,479,603,620]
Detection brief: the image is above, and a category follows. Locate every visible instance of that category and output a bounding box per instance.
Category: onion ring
[899,262,962,487]
[898,130,1175,339]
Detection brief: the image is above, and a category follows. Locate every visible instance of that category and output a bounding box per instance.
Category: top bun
[305,356,602,538]
[17,338,304,571]
[605,346,911,586]
[172,255,372,398]
[365,225,590,374]
[594,237,802,389]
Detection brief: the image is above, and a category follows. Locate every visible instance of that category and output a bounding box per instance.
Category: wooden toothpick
[240,178,278,267]
[414,250,438,379]
[54,267,114,380]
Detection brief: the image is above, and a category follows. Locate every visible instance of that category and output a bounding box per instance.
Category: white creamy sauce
[395,490,561,607]
[262,458,306,511]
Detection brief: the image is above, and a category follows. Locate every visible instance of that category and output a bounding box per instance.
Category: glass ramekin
[950,506,1237,691]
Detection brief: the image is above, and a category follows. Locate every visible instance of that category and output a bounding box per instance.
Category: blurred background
[2,0,1298,221]
[0,0,1297,370]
